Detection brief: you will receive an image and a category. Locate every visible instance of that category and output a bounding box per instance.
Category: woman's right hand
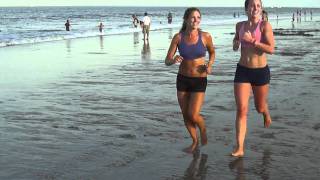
[173,55,184,64]
[233,38,240,51]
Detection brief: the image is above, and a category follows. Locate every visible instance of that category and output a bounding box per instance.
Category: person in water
[168,12,173,24]
[65,19,71,31]
[232,0,275,157]
[98,22,104,33]
[165,7,215,153]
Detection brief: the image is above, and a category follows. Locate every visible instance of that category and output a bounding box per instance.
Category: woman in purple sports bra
[232,0,275,157]
[165,7,215,153]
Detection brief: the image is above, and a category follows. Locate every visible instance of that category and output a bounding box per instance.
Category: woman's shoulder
[173,32,181,38]
[261,21,273,30]
[200,31,212,38]
[172,32,182,43]
[236,21,246,27]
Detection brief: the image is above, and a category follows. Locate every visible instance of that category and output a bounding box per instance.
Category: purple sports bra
[178,31,206,60]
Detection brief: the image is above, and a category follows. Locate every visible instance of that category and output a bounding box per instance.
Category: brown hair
[179,7,201,33]
[245,0,263,11]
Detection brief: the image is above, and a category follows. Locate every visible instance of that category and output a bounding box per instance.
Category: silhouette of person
[98,22,104,33]
[168,12,173,24]
[65,19,71,31]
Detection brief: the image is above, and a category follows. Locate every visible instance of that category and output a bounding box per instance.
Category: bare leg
[188,92,207,146]
[232,83,251,157]
[177,91,198,153]
[253,85,272,128]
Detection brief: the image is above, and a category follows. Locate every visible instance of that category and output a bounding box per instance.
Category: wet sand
[0,18,320,179]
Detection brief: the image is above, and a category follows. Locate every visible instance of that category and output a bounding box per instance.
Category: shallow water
[1,16,320,179]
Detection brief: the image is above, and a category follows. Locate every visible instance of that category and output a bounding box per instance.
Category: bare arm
[204,33,216,67]
[165,33,183,66]
[233,22,241,51]
[254,22,275,54]
[203,32,215,73]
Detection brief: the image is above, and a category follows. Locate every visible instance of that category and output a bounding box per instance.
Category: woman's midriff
[239,48,267,68]
[178,57,207,77]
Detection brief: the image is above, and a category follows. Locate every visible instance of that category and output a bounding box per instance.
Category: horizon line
[0,5,319,8]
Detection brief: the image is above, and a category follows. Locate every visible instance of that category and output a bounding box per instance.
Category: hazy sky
[0,0,319,7]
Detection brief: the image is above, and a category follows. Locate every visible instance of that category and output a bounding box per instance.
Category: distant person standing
[310,10,313,20]
[292,13,295,22]
[65,19,71,31]
[142,12,151,40]
[132,14,139,28]
[98,22,104,33]
[168,12,173,24]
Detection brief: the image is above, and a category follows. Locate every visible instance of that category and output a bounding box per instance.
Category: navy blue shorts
[234,63,270,86]
[176,74,207,92]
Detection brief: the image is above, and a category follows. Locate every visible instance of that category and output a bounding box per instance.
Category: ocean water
[0,6,318,47]
[1,6,320,180]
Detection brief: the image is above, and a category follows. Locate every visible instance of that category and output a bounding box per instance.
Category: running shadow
[228,149,271,180]
[183,150,208,180]
[228,157,245,180]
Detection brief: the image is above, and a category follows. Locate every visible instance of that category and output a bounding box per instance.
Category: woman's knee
[237,105,248,117]
[188,113,201,123]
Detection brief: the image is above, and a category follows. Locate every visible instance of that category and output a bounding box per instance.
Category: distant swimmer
[65,19,71,31]
[98,22,104,33]
[168,12,173,24]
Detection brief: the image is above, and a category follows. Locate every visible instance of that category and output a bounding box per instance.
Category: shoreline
[1,13,320,179]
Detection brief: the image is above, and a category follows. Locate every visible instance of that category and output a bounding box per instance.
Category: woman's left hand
[206,64,213,74]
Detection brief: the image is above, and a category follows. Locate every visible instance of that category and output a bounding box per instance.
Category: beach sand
[1,18,320,179]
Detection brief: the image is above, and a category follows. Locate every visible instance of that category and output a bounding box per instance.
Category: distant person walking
[165,7,215,153]
[65,19,71,31]
[168,12,173,24]
[142,12,151,40]
[231,0,275,157]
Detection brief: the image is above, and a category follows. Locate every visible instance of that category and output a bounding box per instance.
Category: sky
[0,0,319,7]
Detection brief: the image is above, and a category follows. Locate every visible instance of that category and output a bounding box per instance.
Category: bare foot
[263,114,272,128]
[231,149,244,157]
[183,142,198,154]
[200,129,208,146]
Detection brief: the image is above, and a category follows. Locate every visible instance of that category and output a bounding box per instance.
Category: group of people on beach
[132,12,173,41]
[64,11,173,41]
[64,19,104,33]
[165,0,274,156]
[292,9,313,22]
